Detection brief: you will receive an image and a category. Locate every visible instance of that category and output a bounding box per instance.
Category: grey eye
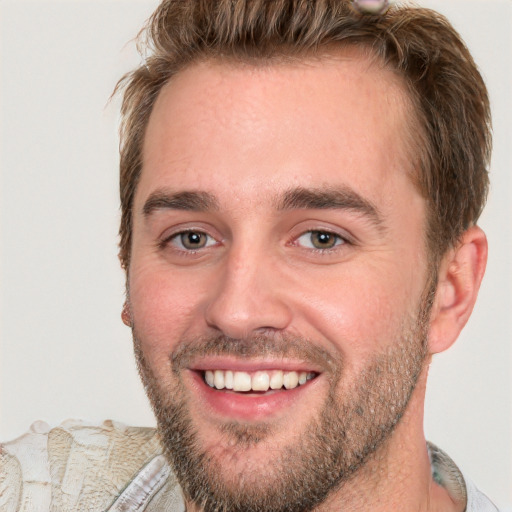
[177,231,211,250]
[297,231,344,250]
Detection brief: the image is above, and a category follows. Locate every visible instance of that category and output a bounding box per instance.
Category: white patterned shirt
[0,420,500,511]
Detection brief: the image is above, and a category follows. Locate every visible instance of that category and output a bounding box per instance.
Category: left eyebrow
[142,190,219,216]
[276,186,384,228]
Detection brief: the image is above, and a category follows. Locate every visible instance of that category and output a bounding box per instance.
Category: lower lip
[187,371,319,421]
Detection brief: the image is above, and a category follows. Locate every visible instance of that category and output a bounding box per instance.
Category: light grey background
[1,0,510,509]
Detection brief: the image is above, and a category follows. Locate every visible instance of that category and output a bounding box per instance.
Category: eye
[168,230,217,251]
[296,230,345,250]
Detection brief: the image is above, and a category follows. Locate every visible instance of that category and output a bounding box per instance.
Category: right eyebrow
[142,190,219,216]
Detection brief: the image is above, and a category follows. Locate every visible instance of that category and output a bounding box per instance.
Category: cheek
[293,262,422,362]
[128,261,209,355]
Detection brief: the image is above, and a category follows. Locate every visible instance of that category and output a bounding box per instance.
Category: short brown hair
[116,0,491,270]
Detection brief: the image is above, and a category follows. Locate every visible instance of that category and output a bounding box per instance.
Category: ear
[428,226,487,354]
[121,301,132,327]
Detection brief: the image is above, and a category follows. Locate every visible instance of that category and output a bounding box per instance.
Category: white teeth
[205,370,214,387]
[283,371,299,390]
[214,370,225,390]
[204,370,316,392]
[252,371,270,391]
[269,370,284,389]
[233,371,252,391]
[225,370,234,389]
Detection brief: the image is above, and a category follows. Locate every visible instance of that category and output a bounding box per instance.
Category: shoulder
[427,442,501,512]
[0,419,172,512]
[464,476,501,512]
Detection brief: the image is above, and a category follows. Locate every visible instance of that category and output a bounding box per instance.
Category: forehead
[139,53,417,208]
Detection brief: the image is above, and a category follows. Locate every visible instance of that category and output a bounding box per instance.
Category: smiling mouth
[202,369,317,393]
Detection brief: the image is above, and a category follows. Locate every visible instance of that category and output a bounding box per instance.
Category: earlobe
[121,301,132,327]
[428,226,487,354]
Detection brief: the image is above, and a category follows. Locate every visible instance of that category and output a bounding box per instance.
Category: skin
[125,53,487,511]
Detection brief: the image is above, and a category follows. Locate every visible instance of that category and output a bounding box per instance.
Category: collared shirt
[0,420,500,511]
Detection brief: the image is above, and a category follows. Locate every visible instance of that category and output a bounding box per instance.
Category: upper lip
[188,356,324,374]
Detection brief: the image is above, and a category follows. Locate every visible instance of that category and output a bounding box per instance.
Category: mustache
[169,332,340,375]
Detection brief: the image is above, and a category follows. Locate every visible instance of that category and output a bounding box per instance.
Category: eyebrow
[142,190,219,216]
[142,185,383,228]
[277,186,384,227]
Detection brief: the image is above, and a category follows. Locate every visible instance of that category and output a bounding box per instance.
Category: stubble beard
[133,287,433,512]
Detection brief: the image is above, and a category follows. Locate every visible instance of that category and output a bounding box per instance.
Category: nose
[204,248,293,339]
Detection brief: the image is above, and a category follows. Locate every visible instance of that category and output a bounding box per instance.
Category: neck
[312,365,463,512]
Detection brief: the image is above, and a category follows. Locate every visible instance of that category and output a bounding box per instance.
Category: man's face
[128,55,432,511]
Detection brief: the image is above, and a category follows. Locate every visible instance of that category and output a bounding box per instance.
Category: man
[0,0,501,511]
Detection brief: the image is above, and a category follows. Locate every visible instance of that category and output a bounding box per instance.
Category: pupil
[188,233,201,244]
